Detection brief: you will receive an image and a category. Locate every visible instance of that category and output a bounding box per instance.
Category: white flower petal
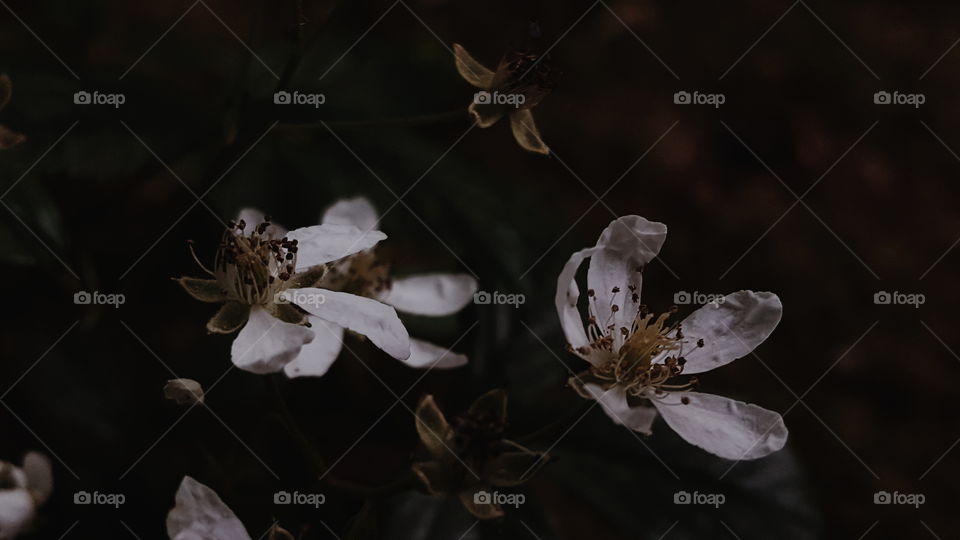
[235,207,287,239]
[583,383,658,434]
[285,288,410,361]
[673,291,783,375]
[404,338,468,369]
[230,306,314,374]
[554,247,598,357]
[283,318,345,378]
[0,489,34,539]
[321,197,380,232]
[587,216,667,337]
[378,274,478,317]
[166,476,251,540]
[286,224,387,271]
[652,391,787,460]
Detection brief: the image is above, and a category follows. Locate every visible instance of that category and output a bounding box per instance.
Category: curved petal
[230,306,314,374]
[166,476,251,540]
[672,291,782,375]
[283,288,410,361]
[0,489,34,539]
[554,247,598,359]
[235,207,287,239]
[283,318,345,378]
[453,43,495,88]
[587,216,667,341]
[403,338,468,369]
[286,224,387,271]
[652,391,787,460]
[584,383,658,434]
[321,197,380,232]
[468,101,505,128]
[22,453,52,505]
[510,109,549,155]
[378,273,477,317]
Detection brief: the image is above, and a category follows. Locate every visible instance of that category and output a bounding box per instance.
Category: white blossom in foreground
[556,215,787,460]
[281,197,477,378]
[167,477,292,540]
[0,453,52,539]
[178,209,410,375]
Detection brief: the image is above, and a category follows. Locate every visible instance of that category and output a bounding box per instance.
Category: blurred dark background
[1,0,958,538]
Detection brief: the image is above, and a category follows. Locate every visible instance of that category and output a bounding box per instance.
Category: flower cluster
[177,198,477,377]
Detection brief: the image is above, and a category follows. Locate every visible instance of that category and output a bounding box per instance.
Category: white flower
[166,476,250,540]
[178,208,411,375]
[281,197,478,378]
[0,453,52,539]
[555,216,788,460]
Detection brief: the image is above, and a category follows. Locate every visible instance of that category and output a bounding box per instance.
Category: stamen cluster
[211,218,298,305]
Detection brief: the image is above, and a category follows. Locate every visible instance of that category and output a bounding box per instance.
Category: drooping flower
[556,216,788,460]
[0,75,26,150]
[453,43,557,155]
[280,197,477,378]
[166,476,292,540]
[412,390,548,519]
[0,452,52,539]
[177,209,410,375]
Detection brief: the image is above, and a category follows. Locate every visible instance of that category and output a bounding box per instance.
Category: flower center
[213,218,298,305]
[318,250,391,299]
[494,51,558,109]
[589,310,698,398]
[451,411,506,463]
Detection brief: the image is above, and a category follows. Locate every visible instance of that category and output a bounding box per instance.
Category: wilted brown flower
[453,44,557,155]
[412,390,549,519]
